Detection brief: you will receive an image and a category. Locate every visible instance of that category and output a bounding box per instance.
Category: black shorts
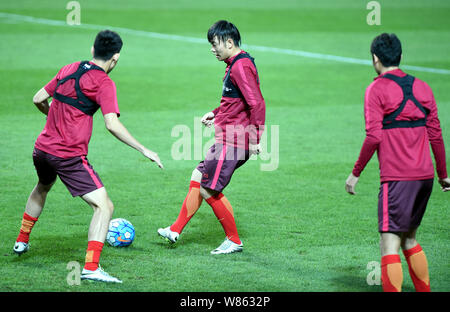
[378,179,433,232]
[196,143,249,192]
[33,148,104,197]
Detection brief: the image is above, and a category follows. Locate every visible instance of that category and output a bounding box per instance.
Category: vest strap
[53,61,104,116]
[381,74,428,130]
[222,52,257,99]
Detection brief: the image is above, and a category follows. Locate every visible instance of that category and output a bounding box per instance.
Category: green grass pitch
[0,0,449,292]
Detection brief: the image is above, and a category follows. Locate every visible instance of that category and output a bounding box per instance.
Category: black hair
[93,30,123,61]
[207,20,241,47]
[370,33,402,67]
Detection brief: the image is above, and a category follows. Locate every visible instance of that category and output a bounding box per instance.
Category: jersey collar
[224,50,246,65]
[375,68,405,80]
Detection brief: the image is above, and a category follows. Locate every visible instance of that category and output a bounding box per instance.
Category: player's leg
[171,169,203,233]
[14,181,55,254]
[202,186,243,254]
[378,181,410,292]
[400,179,433,291]
[201,185,240,245]
[14,148,57,254]
[401,228,430,292]
[201,144,247,254]
[82,187,114,243]
[81,187,113,270]
[379,232,403,292]
[80,187,121,283]
[56,155,111,269]
[54,154,120,283]
[25,180,55,218]
[158,168,204,243]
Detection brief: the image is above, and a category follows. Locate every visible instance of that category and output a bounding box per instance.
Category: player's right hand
[438,177,450,192]
[142,148,163,169]
[345,173,359,195]
[201,111,215,127]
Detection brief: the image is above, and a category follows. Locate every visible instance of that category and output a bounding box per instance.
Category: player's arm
[232,61,266,155]
[103,113,163,169]
[346,84,383,195]
[35,69,61,116]
[425,89,450,191]
[33,87,51,115]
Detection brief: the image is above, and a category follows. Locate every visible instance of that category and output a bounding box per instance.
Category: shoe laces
[97,266,112,277]
[218,239,232,250]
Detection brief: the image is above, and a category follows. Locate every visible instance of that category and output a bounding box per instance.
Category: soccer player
[158,20,266,254]
[345,33,450,292]
[13,30,163,283]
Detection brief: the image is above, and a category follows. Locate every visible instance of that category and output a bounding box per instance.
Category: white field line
[1,12,450,75]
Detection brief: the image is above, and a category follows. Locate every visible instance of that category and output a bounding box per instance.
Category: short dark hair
[207,20,241,47]
[93,30,123,61]
[370,33,402,67]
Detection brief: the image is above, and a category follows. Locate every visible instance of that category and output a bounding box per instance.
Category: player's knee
[401,238,417,250]
[199,186,218,200]
[36,180,55,193]
[94,200,113,219]
[400,229,418,250]
[379,232,401,256]
[199,187,208,199]
[191,169,202,182]
[96,196,114,214]
[107,198,114,214]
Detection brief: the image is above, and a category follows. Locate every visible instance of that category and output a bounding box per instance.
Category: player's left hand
[345,173,359,195]
[438,177,450,192]
[249,143,261,156]
[201,111,215,128]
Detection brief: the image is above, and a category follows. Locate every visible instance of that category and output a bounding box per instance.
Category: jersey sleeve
[231,59,266,144]
[43,75,58,97]
[44,64,72,97]
[425,86,447,179]
[96,78,120,117]
[212,106,220,116]
[352,82,384,177]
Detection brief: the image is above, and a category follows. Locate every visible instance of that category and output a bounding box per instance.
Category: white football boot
[81,266,122,283]
[210,238,243,255]
[13,242,30,255]
[157,226,179,244]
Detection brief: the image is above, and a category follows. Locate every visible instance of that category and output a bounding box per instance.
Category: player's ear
[112,53,120,62]
[91,46,95,58]
[226,38,234,50]
[372,53,379,64]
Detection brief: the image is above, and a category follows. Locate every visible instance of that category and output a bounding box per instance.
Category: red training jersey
[35,61,120,158]
[352,69,447,182]
[212,51,266,150]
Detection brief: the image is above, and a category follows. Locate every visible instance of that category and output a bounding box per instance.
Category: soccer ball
[106,218,135,247]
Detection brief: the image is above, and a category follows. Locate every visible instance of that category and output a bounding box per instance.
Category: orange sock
[381,254,403,292]
[206,193,241,245]
[16,213,38,243]
[403,244,430,292]
[171,181,203,234]
[84,241,104,271]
